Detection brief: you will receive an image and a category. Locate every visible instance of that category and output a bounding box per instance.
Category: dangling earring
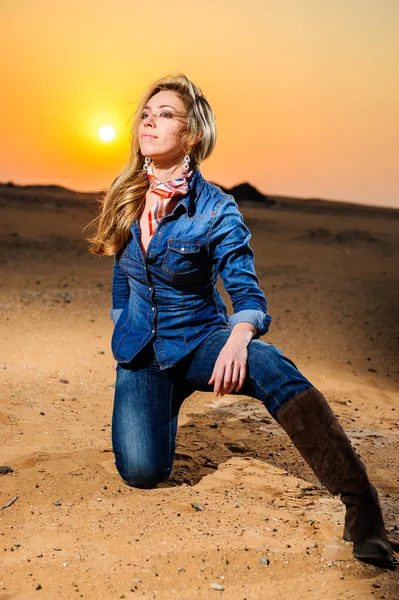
[182,154,190,178]
[143,156,151,179]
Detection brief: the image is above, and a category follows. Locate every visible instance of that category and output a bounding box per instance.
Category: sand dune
[0,183,398,599]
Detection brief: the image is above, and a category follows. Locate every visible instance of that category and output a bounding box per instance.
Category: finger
[208,359,219,385]
[227,363,241,394]
[221,361,233,396]
[214,364,226,396]
[235,363,247,391]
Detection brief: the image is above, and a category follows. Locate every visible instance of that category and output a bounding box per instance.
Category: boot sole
[344,526,397,568]
[352,552,398,569]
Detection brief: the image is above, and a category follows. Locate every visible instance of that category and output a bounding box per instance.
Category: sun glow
[98,125,115,142]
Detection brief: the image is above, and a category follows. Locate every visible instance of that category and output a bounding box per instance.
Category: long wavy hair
[86,73,217,256]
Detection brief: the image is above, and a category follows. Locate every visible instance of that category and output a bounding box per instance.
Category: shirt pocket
[162,239,203,279]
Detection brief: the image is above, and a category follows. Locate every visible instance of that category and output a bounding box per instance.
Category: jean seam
[168,382,174,470]
[248,374,275,406]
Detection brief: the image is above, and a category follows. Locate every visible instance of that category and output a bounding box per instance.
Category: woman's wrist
[229,322,257,345]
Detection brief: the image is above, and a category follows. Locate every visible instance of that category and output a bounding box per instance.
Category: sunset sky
[2,0,398,208]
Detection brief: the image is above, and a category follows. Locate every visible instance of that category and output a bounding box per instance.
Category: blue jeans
[112,329,313,488]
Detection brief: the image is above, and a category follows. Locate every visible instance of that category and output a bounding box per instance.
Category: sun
[98,125,115,142]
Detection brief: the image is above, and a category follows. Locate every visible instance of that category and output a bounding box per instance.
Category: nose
[143,113,155,127]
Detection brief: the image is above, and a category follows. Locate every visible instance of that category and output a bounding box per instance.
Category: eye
[160,111,173,118]
[140,112,148,120]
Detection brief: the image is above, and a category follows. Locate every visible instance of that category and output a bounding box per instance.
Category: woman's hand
[112,358,118,371]
[208,323,256,396]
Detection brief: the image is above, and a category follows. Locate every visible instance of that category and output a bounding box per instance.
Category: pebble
[191,502,206,511]
[0,466,13,475]
[258,557,270,566]
[210,583,225,591]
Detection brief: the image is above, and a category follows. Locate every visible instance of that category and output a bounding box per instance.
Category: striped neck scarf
[147,164,193,237]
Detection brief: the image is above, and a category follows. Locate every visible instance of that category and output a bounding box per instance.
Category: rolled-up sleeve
[110,257,130,326]
[208,195,272,338]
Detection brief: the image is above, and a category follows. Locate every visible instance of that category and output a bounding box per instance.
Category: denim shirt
[110,168,272,369]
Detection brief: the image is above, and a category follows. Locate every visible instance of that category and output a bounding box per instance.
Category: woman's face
[139,90,189,163]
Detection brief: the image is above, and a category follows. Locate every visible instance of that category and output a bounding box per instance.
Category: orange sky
[2,0,398,208]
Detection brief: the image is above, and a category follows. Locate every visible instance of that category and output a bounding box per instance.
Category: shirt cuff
[110,308,123,326]
[228,309,271,337]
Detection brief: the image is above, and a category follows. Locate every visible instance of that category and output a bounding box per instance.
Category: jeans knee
[115,461,171,489]
[123,473,167,489]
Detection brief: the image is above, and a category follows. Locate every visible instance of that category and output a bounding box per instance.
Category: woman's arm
[207,195,272,396]
[110,258,130,326]
[208,194,272,338]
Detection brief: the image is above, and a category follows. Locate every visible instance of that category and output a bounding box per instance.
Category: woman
[87,73,395,568]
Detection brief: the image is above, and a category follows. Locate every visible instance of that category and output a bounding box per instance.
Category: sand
[0,182,398,599]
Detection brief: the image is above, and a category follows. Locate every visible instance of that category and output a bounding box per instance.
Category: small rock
[53,501,62,506]
[210,583,225,591]
[0,466,13,475]
[258,557,270,566]
[191,502,206,511]
[36,584,42,590]
[226,442,247,454]
[60,379,69,384]
[75,553,81,560]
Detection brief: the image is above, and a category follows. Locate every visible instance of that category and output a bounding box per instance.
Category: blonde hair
[86,73,217,256]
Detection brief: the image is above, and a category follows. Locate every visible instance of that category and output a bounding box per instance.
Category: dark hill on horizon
[1,180,398,219]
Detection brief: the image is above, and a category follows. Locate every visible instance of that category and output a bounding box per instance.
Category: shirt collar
[178,168,205,217]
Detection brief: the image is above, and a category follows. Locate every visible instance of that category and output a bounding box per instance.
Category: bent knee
[115,462,171,489]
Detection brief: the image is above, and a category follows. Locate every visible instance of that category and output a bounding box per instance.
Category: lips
[142,134,157,138]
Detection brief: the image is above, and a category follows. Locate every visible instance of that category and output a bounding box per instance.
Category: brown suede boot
[275,387,397,568]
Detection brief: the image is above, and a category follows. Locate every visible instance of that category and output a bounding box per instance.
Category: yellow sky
[1,0,398,207]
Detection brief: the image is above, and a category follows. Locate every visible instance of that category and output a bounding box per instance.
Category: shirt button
[148,286,152,291]
[151,306,155,311]
[151,329,155,333]
[180,246,185,251]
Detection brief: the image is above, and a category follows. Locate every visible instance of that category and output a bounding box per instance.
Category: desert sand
[0,182,398,599]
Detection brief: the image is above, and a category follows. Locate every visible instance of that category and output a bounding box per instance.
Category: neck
[150,159,186,182]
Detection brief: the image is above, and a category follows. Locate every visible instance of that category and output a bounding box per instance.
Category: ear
[195,132,203,143]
